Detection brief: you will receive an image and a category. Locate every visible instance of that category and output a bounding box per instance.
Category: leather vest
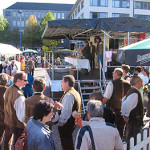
[4,85,24,128]
[125,87,143,126]
[107,78,131,110]
[59,87,81,128]
[25,93,51,123]
[0,85,7,125]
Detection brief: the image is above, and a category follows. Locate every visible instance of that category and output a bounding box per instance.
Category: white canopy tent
[0,43,22,55]
[0,43,23,71]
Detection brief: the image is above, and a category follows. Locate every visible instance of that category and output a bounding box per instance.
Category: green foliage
[0,15,8,31]
[10,27,20,47]
[22,15,41,47]
[40,11,55,33]
[0,23,11,43]
[40,11,58,52]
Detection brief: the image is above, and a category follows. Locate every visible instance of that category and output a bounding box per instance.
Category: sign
[51,80,62,92]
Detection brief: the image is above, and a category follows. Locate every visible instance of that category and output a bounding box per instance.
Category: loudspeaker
[70,43,75,50]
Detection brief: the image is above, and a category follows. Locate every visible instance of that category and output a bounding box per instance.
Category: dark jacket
[82,45,90,59]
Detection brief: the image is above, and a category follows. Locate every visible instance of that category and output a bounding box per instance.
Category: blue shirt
[27,117,56,150]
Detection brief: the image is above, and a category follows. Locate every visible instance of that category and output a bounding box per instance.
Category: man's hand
[72,111,80,119]
[123,116,129,123]
[54,101,64,109]
[102,97,109,105]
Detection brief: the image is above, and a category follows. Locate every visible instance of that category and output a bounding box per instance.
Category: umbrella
[23,49,38,53]
[116,38,150,66]
[0,43,22,55]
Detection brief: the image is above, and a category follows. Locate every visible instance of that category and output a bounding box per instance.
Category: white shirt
[121,87,139,117]
[14,95,26,122]
[104,81,113,99]
[75,117,123,150]
[138,73,149,85]
[53,93,75,126]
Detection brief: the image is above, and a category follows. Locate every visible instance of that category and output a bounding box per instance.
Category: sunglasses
[23,79,28,82]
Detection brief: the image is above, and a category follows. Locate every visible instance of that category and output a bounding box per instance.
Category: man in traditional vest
[25,78,53,123]
[4,72,27,149]
[0,73,8,149]
[121,75,143,143]
[54,75,81,150]
[103,68,131,138]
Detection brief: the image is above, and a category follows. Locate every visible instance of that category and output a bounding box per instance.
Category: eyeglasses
[23,79,28,82]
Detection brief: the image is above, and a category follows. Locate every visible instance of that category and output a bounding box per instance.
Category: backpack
[15,127,27,150]
[76,125,96,150]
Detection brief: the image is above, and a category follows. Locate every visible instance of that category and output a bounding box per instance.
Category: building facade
[3,2,73,30]
[69,0,150,20]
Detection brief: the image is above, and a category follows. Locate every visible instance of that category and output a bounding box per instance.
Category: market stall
[0,43,23,71]
[116,38,150,66]
[42,17,150,80]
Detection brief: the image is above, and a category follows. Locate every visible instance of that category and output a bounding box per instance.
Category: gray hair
[130,75,142,86]
[87,100,104,118]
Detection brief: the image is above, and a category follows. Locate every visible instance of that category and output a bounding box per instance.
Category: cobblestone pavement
[34,67,80,150]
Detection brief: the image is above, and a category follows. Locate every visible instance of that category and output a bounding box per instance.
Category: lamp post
[18,10,22,50]
[133,0,134,17]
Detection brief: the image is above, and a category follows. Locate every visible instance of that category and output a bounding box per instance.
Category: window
[53,13,56,19]
[135,14,150,20]
[33,12,36,17]
[25,12,28,17]
[37,12,40,18]
[90,12,108,18]
[90,0,98,6]
[75,10,77,17]
[80,13,84,19]
[90,0,108,7]
[21,21,24,27]
[100,0,108,6]
[13,21,16,27]
[29,12,32,17]
[61,13,65,19]
[112,13,129,17]
[135,1,150,10]
[57,13,61,19]
[81,1,84,9]
[41,12,44,18]
[78,5,80,13]
[112,0,129,8]
[17,21,20,27]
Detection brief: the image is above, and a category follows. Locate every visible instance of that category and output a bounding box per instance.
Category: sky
[0,0,77,15]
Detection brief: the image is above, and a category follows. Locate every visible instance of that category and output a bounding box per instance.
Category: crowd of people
[0,61,149,150]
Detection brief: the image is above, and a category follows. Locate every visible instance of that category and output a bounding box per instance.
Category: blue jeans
[97,54,103,67]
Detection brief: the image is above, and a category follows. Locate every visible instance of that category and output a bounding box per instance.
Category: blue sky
[0,0,76,15]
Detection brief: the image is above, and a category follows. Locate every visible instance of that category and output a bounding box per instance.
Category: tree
[40,11,55,33]
[0,15,8,31]
[40,11,58,52]
[23,15,41,48]
[10,27,20,47]
[0,16,11,44]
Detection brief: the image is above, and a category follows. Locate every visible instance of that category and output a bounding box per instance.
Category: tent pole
[52,51,54,80]
[103,32,106,81]
[127,32,130,45]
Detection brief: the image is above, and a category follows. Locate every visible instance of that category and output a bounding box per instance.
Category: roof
[116,38,150,65]
[42,17,150,40]
[119,38,150,50]
[6,2,74,11]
